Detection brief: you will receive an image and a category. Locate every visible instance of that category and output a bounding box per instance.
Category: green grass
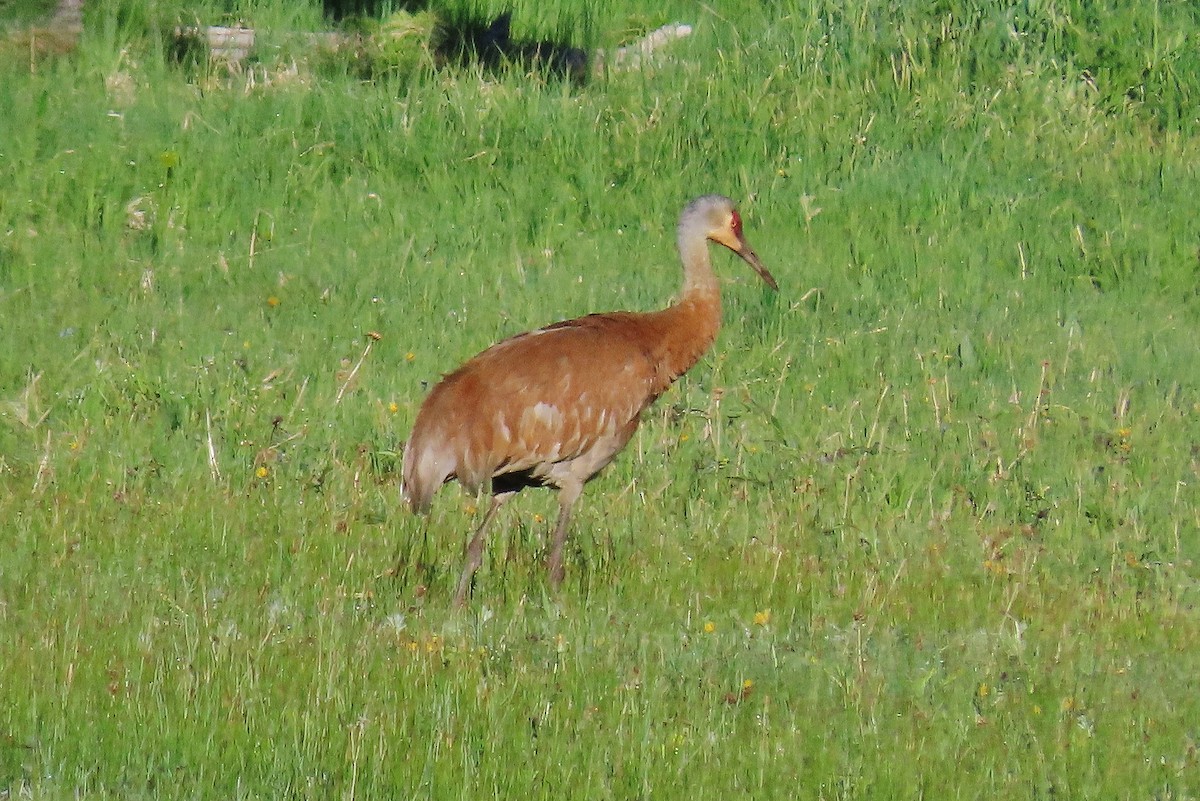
[2,0,1199,798]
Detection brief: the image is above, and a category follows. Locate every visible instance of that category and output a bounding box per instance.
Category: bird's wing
[424,314,660,485]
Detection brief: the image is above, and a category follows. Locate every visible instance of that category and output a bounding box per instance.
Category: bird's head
[687,195,778,291]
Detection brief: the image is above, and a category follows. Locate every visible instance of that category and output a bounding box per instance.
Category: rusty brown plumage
[402,195,776,605]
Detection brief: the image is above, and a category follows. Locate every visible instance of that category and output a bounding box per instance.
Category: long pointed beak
[737,244,778,291]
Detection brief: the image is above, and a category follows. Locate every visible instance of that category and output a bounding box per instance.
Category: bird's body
[402,195,776,605]
[403,297,718,510]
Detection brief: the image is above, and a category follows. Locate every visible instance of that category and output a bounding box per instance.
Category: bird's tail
[401,434,454,514]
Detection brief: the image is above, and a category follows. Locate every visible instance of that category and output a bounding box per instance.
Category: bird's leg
[546,480,583,590]
[453,491,512,607]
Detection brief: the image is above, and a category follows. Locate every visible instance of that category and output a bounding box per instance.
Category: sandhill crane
[402,194,777,605]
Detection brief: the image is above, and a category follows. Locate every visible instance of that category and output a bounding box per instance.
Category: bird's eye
[730,211,744,237]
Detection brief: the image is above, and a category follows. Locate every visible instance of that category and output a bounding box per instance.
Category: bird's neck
[628,237,723,396]
[679,233,720,296]
[639,282,721,395]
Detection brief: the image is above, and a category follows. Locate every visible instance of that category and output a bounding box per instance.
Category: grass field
[2,0,1199,797]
